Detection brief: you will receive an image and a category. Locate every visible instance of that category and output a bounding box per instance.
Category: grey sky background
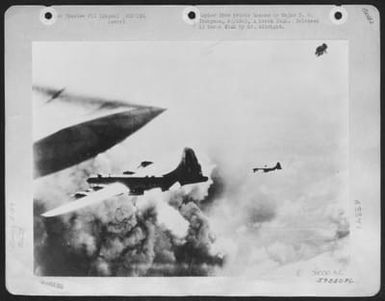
[33,41,350,276]
[33,41,348,168]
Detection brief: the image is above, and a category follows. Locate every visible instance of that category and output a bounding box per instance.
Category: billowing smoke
[205,160,351,277]
[34,140,350,278]
[34,145,350,278]
[34,147,224,276]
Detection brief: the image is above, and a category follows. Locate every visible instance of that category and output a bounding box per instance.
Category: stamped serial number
[317,277,354,284]
[40,280,64,290]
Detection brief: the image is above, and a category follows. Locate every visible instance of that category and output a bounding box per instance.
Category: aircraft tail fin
[276,162,282,170]
[163,148,208,189]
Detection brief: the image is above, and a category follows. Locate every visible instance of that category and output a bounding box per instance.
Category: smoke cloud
[34,148,224,276]
[34,145,349,277]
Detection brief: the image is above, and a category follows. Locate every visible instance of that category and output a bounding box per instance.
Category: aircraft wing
[41,183,129,217]
[33,85,166,177]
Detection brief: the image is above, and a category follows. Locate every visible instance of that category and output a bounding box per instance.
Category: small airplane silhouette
[253,162,282,173]
[315,43,328,57]
[46,87,65,103]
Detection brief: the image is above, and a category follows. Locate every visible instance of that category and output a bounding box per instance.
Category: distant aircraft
[33,86,153,110]
[315,43,328,56]
[46,87,65,103]
[41,148,208,217]
[33,86,165,178]
[253,162,282,173]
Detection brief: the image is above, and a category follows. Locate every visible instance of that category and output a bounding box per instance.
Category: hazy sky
[33,41,348,165]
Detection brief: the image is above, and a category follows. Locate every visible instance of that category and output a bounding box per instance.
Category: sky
[33,41,350,278]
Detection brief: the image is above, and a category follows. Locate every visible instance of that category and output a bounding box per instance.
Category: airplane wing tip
[39,183,130,218]
[41,210,56,218]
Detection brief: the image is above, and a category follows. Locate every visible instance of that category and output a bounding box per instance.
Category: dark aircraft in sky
[41,148,208,217]
[33,86,165,178]
[33,86,153,110]
[253,162,282,173]
[46,87,65,103]
[315,43,328,56]
[87,148,208,195]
